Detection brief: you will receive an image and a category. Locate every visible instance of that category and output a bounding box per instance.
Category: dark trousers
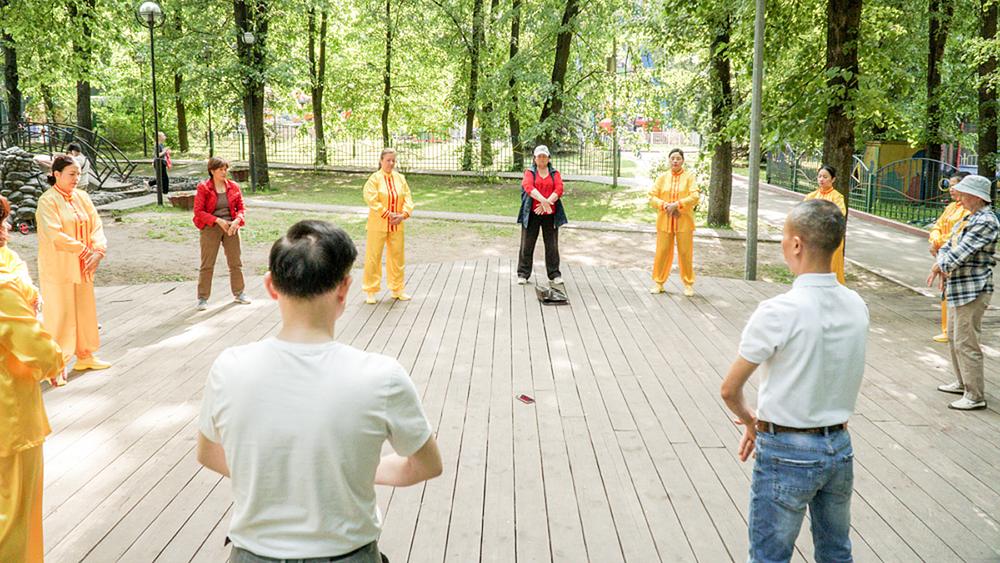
[517,213,561,280]
[149,162,170,194]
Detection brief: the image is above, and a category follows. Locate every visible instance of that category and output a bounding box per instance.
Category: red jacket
[193,178,246,230]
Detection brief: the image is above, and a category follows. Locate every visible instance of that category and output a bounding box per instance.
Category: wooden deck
[39,258,1000,562]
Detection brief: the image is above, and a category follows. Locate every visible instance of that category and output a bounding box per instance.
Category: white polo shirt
[739,273,869,428]
[199,338,432,559]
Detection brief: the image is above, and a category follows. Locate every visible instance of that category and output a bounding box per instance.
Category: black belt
[756,420,847,435]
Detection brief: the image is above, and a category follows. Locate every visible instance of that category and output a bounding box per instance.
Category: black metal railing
[207,124,617,176]
[0,122,137,189]
[767,147,956,226]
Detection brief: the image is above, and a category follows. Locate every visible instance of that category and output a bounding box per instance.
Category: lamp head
[135,0,165,28]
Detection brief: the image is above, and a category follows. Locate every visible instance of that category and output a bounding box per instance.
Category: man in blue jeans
[721,199,869,562]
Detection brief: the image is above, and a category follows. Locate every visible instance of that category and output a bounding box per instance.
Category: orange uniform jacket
[364,170,414,233]
[649,170,700,232]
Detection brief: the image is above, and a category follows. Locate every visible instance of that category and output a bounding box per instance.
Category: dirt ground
[6,207,902,298]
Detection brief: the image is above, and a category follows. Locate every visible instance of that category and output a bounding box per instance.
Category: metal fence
[207,124,617,177]
[767,147,957,226]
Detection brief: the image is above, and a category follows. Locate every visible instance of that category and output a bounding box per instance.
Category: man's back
[199,338,431,559]
[740,273,869,428]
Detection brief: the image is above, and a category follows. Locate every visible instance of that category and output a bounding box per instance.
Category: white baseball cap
[533,145,550,157]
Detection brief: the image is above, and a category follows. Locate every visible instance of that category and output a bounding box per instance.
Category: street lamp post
[135,1,165,206]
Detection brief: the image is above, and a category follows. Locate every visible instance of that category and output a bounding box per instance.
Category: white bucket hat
[954,174,993,203]
[533,145,550,157]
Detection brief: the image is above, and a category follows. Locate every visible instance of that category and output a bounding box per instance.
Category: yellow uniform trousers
[363,229,405,294]
[41,280,99,363]
[0,445,44,563]
[653,230,695,287]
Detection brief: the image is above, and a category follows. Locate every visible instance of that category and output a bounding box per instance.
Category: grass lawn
[253,169,661,225]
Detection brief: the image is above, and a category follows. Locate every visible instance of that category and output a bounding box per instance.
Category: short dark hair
[66,142,83,154]
[787,199,846,256]
[207,157,230,174]
[668,148,684,159]
[47,155,79,186]
[269,220,357,299]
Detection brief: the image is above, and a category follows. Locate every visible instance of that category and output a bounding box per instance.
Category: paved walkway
[729,175,949,297]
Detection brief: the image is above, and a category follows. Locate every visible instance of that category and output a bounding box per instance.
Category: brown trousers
[198,226,245,300]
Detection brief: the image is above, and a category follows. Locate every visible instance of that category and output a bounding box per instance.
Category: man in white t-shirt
[197,220,442,562]
[721,199,869,563]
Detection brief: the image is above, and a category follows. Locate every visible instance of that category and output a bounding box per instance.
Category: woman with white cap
[517,145,567,285]
[928,174,999,411]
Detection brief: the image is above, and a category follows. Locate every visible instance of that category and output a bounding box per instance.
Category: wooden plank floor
[39,259,1000,562]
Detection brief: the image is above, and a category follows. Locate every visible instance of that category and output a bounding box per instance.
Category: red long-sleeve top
[522,169,564,215]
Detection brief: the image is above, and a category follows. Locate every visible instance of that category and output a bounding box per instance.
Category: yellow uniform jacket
[649,170,700,233]
[0,271,63,456]
[364,170,415,234]
[929,201,969,251]
[804,187,847,215]
[36,188,107,284]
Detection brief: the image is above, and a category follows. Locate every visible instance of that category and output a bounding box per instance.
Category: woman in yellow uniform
[1,196,65,563]
[36,155,110,373]
[363,148,414,304]
[650,148,700,296]
[804,165,847,284]
[928,172,970,342]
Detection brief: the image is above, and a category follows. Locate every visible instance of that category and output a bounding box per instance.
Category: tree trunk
[308,8,328,165]
[707,14,733,227]
[821,0,862,205]
[41,84,55,124]
[173,15,189,153]
[537,0,580,148]
[461,0,484,170]
[234,0,270,189]
[979,0,998,185]
[72,0,97,153]
[926,0,954,162]
[479,0,500,168]
[1,28,21,133]
[381,0,392,148]
[507,0,523,169]
[174,73,189,153]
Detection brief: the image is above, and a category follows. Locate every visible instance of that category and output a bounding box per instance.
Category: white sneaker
[937,381,965,395]
[551,277,564,285]
[234,293,251,304]
[196,299,208,311]
[517,277,529,285]
[949,396,987,410]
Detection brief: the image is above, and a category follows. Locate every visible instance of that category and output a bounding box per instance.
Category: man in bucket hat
[928,174,998,410]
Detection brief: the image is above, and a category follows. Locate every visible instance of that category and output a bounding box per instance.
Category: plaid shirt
[937,207,999,306]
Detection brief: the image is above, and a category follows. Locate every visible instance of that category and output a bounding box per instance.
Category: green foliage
[1,0,998,162]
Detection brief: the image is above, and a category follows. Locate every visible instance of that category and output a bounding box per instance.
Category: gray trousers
[229,541,386,563]
[948,291,991,402]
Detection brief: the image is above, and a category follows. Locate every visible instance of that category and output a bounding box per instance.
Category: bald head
[786,200,846,257]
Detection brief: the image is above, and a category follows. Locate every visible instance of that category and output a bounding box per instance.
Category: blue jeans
[748,428,854,563]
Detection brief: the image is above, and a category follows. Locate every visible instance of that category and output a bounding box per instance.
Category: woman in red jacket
[193,158,249,311]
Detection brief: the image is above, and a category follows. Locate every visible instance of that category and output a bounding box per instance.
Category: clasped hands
[388,211,407,226]
[80,246,103,275]
[534,197,557,215]
[216,219,242,236]
[662,201,681,216]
